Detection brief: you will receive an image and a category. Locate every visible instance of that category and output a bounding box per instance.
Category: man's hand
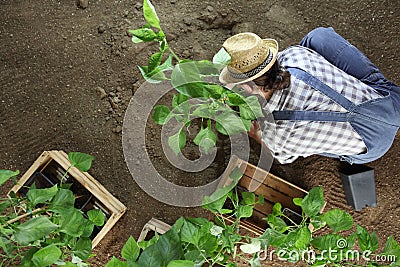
[248,120,262,144]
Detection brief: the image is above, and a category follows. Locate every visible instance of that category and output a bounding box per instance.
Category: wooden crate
[8,150,127,248]
[218,155,308,236]
[137,218,172,242]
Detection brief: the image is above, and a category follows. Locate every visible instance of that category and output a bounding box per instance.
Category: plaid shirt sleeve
[261,46,383,164]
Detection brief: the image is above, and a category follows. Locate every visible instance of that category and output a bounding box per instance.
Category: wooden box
[8,150,127,247]
[219,155,308,236]
[137,218,172,242]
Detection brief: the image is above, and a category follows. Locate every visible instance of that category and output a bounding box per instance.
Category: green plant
[130,0,263,155]
[106,171,400,267]
[0,152,105,267]
[248,186,400,266]
[105,167,265,266]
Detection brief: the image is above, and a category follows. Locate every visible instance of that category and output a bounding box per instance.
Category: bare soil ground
[0,0,399,266]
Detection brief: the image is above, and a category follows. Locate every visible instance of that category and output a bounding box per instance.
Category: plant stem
[60,165,73,183]
[169,47,181,62]
[3,206,46,226]
[281,214,299,227]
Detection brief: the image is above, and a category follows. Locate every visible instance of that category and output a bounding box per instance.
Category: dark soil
[0,0,399,266]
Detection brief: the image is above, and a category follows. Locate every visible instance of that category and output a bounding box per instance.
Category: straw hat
[219,32,278,85]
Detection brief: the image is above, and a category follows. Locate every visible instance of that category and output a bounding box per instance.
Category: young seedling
[130,0,264,156]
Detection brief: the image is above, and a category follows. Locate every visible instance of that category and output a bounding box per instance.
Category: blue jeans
[274,27,400,163]
[299,27,400,108]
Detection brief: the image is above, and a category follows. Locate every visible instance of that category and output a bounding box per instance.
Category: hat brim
[219,39,279,85]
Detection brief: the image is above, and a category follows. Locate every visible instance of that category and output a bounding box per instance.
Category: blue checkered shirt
[262,46,383,164]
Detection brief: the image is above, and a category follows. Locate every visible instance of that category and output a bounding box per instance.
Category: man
[219,27,400,164]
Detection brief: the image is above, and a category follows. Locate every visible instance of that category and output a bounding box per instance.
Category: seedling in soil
[130,0,264,156]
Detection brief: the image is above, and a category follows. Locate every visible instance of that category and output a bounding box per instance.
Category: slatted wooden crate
[136,157,309,240]
[137,218,172,242]
[218,155,308,236]
[8,150,127,247]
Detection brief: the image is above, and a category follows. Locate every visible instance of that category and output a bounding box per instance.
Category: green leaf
[383,236,400,260]
[49,188,75,214]
[215,110,247,135]
[212,48,231,66]
[0,200,11,213]
[257,228,286,249]
[241,118,252,131]
[167,260,194,267]
[180,220,199,245]
[27,184,58,207]
[72,237,92,260]
[138,229,183,266]
[138,65,167,84]
[68,152,94,172]
[310,214,326,232]
[311,233,345,251]
[239,95,264,120]
[240,239,261,254]
[81,220,94,237]
[171,61,227,98]
[238,205,253,219]
[168,129,186,156]
[215,122,228,135]
[241,192,256,205]
[172,93,188,109]
[160,37,168,52]
[322,209,353,233]
[197,231,218,254]
[203,84,226,99]
[249,255,261,267]
[105,256,127,267]
[148,51,163,72]
[129,28,158,42]
[32,245,62,267]
[202,167,242,211]
[302,186,324,218]
[226,93,245,106]
[193,125,216,154]
[87,209,105,226]
[15,217,59,244]
[143,0,161,29]
[171,63,201,94]
[159,54,174,71]
[272,203,283,216]
[59,208,86,237]
[152,105,172,125]
[257,194,264,205]
[266,214,288,233]
[20,247,39,266]
[293,198,303,206]
[356,225,379,252]
[198,60,221,76]
[210,225,224,236]
[294,226,312,249]
[121,236,140,262]
[0,170,19,187]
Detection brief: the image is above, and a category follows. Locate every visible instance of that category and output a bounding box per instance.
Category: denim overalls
[272,27,400,164]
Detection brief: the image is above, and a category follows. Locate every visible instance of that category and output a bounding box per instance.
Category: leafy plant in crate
[130,0,264,155]
[105,182,400,266]
[0,152,105,267]
[243,186,400,266]
[105,167,266,266]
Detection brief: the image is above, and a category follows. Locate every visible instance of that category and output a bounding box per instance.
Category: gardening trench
[0,0,399,266]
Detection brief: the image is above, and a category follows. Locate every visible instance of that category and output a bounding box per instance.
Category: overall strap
[273,67,356,122]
